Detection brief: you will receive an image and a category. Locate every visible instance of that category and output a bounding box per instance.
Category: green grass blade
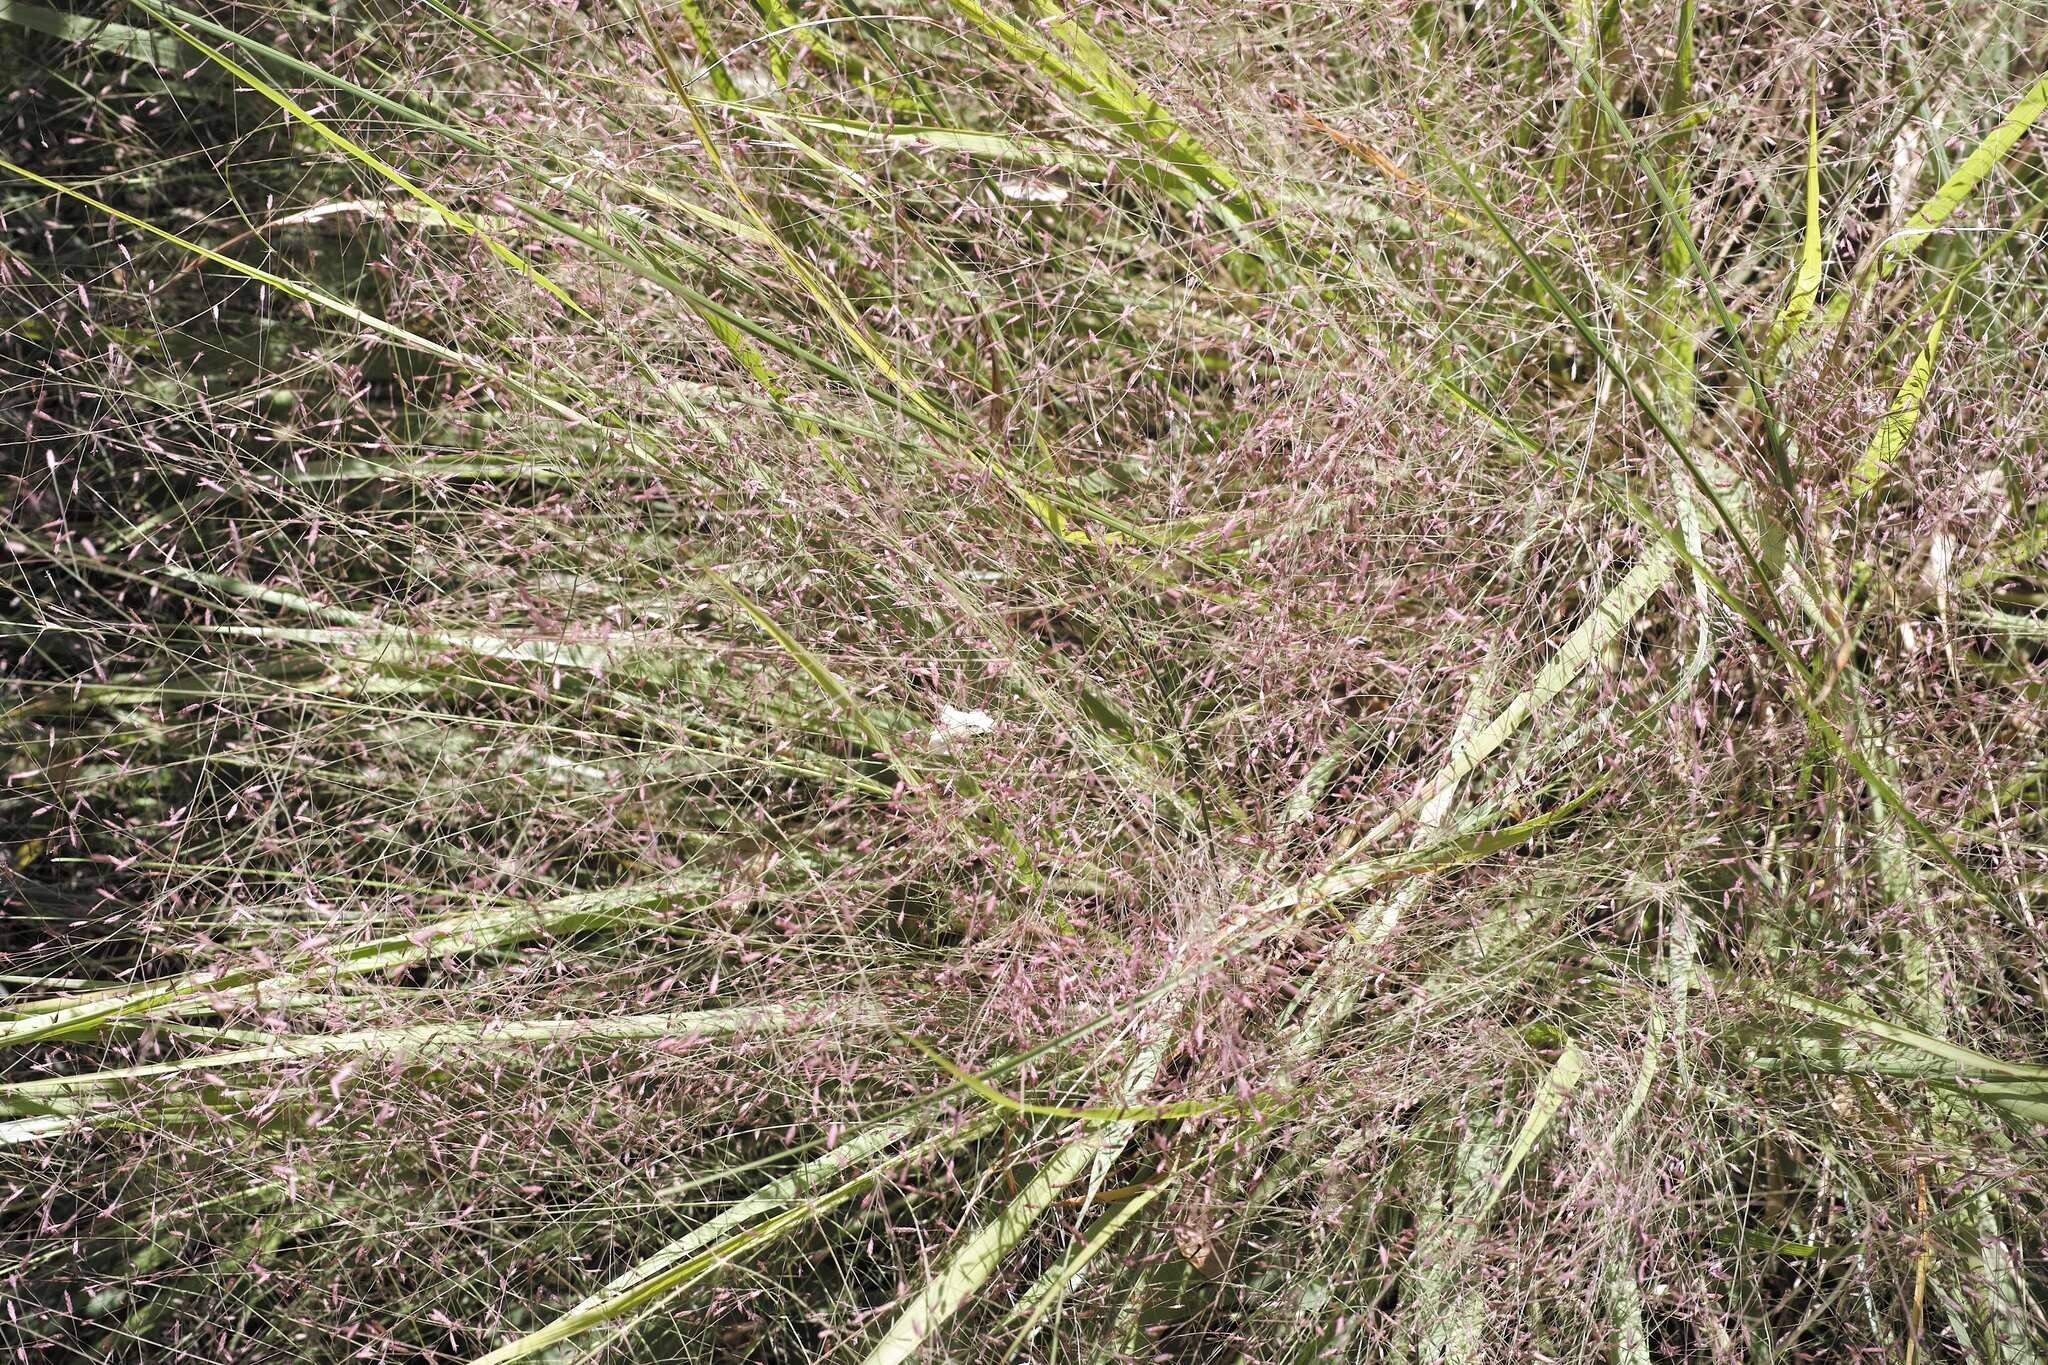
[706,568,923,788]
[0,1005,863,1106]
[125,0,579,313]
[0,880,707,1046]
[1475,1043,1587,1222]
[1,0,181,62]
[1799,71,2048,348]
[856,1133,1108,1365]
[471,1120,925,1365]
[1886,73,2048,266]
[1765,84,1825,361]
[0,156,596,428]
[999,1181,1169,1360]
[1848,283,1958,495]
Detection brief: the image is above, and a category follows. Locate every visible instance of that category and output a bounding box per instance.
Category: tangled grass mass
[3,0,2047,1359]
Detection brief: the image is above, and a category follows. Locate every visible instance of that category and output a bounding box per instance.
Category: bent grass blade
[1848,283,1959,495]
[1765,84,1825,363]
[471,1120,927,1365]
[1475,1044,1588,1223]
[0,879,711,1047]
[124,0,580,313]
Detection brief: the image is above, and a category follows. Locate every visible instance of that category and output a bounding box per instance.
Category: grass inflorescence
[3,0,2046,1361]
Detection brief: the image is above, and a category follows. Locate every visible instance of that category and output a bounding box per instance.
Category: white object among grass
[929,705,998,747]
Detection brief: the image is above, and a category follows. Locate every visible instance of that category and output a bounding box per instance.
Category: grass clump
[3,0,2046,1361]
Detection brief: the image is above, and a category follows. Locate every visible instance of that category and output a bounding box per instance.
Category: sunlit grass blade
[0,879,710,1046]
[470,1119,946,1365]
[1475,1043,1587,1222]
[1358,544,1676,849]
[1848,282,1958,495]
[1,0,181,62]
[940,0,1271,249]
[0,155,594,426]
[1765,83,1825,362]
[855,1132,1109,1365]
[1798,71,2048,349]
[124,0,578,312]
[1884,72,2048,268]
[0,1004,866,1108]
[998,1180,1170,1361]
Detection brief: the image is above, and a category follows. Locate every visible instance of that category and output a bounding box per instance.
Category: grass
[2,0,2046,1361]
